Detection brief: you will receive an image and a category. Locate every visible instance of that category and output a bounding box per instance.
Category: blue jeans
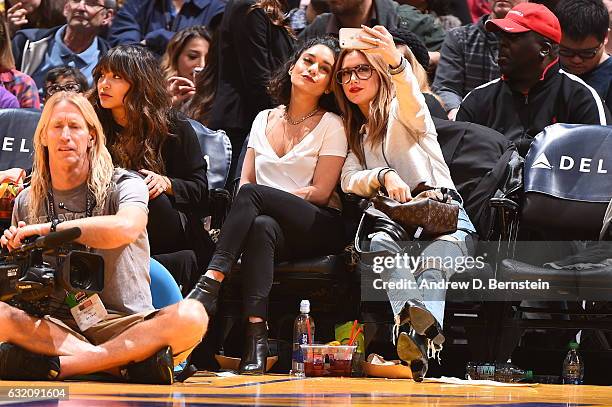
[369,200,476,327]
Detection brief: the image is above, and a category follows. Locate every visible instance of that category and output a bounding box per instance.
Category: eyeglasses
[46,83,82,96]
[559,44,603,59]
[68,0,106,9]
[335,64,373,84]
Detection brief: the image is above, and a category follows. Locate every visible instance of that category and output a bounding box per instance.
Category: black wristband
[377,168,396,187]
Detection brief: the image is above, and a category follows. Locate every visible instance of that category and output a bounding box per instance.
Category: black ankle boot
[238,321,269,375]
[395,328,428,382]
[186,275,222,317]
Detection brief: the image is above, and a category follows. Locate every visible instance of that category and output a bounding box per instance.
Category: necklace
[283,105,320,126]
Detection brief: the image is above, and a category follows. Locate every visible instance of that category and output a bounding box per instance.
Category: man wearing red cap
[433,0,528,120]
[456,2,610,156]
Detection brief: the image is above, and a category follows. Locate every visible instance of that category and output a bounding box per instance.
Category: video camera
[0,227,105,306]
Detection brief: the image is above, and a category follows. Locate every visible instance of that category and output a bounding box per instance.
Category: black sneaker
[0,343,60,380]
[123,346,174,385]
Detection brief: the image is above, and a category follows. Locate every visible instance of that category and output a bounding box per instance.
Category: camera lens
[70,256,94,290]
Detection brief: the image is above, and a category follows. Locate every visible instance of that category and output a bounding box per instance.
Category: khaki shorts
[44,311,195,366]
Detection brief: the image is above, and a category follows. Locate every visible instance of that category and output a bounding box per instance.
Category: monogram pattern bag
[371,188,459,238]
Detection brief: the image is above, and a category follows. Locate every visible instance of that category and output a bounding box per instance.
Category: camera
[0,228,105,306]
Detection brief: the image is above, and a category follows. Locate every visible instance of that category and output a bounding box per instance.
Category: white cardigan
[340,63,456,198]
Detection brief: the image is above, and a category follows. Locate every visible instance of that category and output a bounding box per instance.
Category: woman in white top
[333,26,477,381]
[187,37,348,375]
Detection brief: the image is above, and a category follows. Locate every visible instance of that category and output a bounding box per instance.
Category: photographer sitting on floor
[0,92,207,384]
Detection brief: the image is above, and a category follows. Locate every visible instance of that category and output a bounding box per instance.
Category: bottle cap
[569,341,579,350]
[300,299,310,314]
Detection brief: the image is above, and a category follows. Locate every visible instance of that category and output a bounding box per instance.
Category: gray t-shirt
[12,169,154,318]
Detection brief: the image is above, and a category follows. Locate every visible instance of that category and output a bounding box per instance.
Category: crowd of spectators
[0,0,611,385]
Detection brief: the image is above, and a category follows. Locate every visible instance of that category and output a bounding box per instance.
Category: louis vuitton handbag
[370,187,459,238]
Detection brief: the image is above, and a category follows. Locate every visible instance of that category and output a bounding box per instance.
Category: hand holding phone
[339,28,376,50]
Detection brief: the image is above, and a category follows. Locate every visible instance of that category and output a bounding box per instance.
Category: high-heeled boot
[395,326,429,382]
[238,321,269,375]
[398,299,445,346]
[185,275,222,317]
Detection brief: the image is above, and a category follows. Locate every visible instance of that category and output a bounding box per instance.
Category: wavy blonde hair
[332,49,394,166]
[29,92,115,220]
[399,44,444,107]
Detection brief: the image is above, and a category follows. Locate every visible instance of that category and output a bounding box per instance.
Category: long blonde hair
[400,44,444,107]
[332,49,394,167]
[29,92,115,220]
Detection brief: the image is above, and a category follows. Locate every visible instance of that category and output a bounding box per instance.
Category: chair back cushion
[0,109,40,171]
[523,124,612,238]
[188,119,232,189]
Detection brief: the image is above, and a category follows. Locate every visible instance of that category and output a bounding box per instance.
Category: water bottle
[290,300,315,376]
[494,359,534,383]
[562,342,584,384]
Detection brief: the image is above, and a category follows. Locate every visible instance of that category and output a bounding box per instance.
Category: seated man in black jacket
[456,2,610,156]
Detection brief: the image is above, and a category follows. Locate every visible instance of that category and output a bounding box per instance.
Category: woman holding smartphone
[334,25,477,382]
[162,26,212,108]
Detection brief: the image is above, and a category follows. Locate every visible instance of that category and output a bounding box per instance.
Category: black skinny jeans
[209,183,345,319]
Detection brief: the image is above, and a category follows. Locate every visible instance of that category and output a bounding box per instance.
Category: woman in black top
[208,0,295,182]
[89,45,213,274]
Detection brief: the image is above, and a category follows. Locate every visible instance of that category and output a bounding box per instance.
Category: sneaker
[0,343,60,380]
[123,346,174,385]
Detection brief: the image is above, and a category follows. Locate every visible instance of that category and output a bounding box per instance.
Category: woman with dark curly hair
[89,44,213,271]
[187,37,347,375]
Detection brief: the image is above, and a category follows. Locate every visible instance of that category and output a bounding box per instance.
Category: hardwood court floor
[2,374,612,406]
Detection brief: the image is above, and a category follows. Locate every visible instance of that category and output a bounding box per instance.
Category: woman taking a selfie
[187,37,347,375]
[334,25,477,382]
[89,45,213,271]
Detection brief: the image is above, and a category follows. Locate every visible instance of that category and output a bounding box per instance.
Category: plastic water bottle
[290,300,315,376]
[494,359,534,383]
[562,342,584,384]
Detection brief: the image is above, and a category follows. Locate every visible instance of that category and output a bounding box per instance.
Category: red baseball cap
[485,3,562,44]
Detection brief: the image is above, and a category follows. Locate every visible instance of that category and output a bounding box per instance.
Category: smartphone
[339,28,376,50]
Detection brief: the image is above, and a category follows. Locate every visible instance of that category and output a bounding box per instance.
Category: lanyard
[47,189,95,221]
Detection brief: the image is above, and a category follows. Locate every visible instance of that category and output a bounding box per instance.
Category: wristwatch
[50,218,62,233]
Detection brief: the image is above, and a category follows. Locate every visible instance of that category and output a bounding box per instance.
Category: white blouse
[248,109,348,192]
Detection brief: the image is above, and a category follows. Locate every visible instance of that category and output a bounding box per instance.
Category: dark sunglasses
[46,83,82,96]
[335,64,373,84]
[559,44,602,60]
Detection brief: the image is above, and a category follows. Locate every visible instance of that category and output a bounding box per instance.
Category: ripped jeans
[369,200,477,328]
